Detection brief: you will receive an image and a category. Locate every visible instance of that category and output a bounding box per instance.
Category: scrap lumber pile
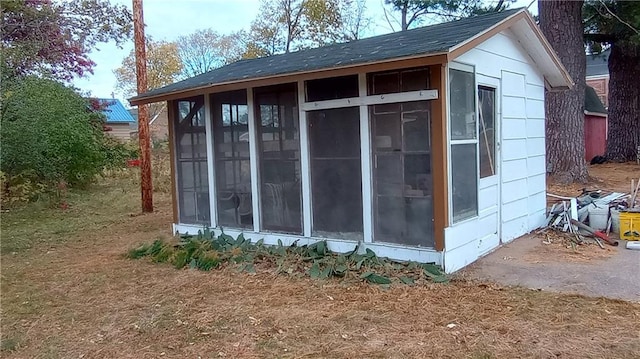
[543,179,640,249]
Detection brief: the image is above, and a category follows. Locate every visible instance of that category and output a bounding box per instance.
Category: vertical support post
[430,64,448,251]
[358,73,373,243]
[247,88,261,233]
[298,80,312,237]
[133,0,153,212]
[204,94,217,228]
[167,100,179,225]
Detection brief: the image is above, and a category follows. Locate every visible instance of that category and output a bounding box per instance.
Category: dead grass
[525,230,616,263]
[2,172,640,358]
[547,161,640,197]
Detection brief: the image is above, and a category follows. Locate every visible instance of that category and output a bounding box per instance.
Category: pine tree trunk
[605,43,640,162]
[538,0,588,183]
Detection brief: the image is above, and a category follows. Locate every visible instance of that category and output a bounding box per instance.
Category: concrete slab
[461,234,640,302]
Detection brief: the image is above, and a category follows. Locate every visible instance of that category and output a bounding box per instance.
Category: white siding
[444,29,547,273]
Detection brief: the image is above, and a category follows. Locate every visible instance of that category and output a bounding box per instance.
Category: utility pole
[133,0,153,212]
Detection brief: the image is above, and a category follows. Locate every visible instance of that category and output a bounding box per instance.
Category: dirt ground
[547,161,640,196]
[2,170,640,358]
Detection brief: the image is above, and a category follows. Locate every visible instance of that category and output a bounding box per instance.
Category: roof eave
[520,12,574,90]
[129,52,450,106]
[584,110,607,117]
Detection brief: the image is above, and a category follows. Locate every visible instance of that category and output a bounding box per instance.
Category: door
[308,107,363,241]
[371,100,434,247]
[477,76,500,254]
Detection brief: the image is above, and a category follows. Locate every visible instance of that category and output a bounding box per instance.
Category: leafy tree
[243,0,351,57]
[584,1,640,161]
[114,38,182,121]
[177,29,245,78]
[0,77,109,188]
[383,0,513,31]
[1,0,132,81]
[539,0,588,182]
[340,0,372,40]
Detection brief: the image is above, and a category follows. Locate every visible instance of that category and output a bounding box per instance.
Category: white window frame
[447,61,480,225]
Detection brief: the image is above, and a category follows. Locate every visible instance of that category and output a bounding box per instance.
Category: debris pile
[543,178,640,249]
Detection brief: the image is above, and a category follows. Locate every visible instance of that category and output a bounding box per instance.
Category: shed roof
[96,98,135,123]
[585,86,607,116]
[130,8,572,105]
[586,49,609,78]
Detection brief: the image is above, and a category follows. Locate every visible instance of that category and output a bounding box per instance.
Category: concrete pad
[461,234,640,302]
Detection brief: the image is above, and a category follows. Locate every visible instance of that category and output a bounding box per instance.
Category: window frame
[478,85,497,179]
[447,62,479,224]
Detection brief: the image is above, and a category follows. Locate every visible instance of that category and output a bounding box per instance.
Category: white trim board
[301,89,438,111]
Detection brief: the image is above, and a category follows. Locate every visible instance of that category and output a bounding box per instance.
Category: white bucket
[610,208,621,233]
[588,205,609,231]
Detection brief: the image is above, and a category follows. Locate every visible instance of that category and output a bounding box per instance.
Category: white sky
[72,0,537,104]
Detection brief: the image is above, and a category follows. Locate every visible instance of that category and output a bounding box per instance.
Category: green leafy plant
[127,231,447,286]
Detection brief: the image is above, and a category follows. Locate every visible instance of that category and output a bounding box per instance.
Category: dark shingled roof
[586,49,609,77]
[585,85,607,115]
[131,8,522,102]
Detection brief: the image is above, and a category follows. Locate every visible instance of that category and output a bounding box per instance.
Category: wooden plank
[298,80,312,237]
[247,87,261,233]
[166,100,179,225]
[301,89,438,111]
[358,73,373,244]
[203,94,217,228]
[430,64,448,251]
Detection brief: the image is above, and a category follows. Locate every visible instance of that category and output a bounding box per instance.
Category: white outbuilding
[130,8,572,273]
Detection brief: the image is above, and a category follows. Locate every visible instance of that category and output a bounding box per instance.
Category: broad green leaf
[320,267,332,279]
[422,263,444,276]
[309,263,321,278]
[317,241,326,255]
[360,271,374,279]
[399,276,415,285]
[365,273,391,285]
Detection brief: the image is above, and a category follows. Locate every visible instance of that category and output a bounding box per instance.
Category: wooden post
[133,0,153,212]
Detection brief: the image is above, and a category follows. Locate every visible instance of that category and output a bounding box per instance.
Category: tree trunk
[538,0,588,183]
[401,1,408,31]
[605,42,640,162]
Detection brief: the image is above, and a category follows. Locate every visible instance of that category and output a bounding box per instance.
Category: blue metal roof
[96,98,135,123]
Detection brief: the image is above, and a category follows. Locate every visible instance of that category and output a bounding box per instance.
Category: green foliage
[1,77,104,185]
[0,76,129,204]
[103,138,139,169]
[584,1,640,48]
[128,232,447,285]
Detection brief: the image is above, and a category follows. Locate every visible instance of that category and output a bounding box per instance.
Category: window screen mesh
[174,97,210,225]
[255,84,302,233]
[308,107,363,240]
[211,91,253,228]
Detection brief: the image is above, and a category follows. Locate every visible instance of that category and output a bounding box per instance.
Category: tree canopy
[177,29,245,78]
[1,0,132,81]
[383,0,514,31]
[114,38,182,120]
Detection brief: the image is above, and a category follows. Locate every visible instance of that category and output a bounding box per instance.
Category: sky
[73,0,537,105]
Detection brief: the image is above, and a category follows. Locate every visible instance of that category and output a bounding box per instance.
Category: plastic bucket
[610,208,621,233]
[588,205,609,230]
